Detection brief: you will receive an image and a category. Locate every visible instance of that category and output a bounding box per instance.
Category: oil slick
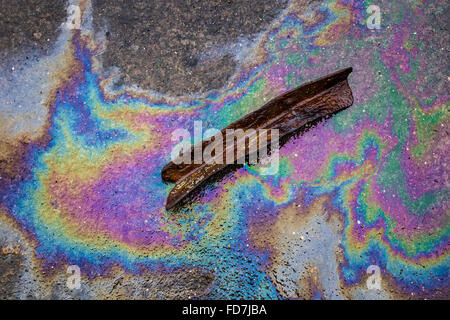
[0,0,448,299]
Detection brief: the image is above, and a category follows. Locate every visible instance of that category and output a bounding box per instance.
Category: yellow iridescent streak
[314,2,353,47]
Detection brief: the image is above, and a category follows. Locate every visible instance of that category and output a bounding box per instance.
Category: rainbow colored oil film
[0,0,448,300]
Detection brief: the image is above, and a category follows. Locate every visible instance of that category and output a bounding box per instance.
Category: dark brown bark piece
[163,67,354,210]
